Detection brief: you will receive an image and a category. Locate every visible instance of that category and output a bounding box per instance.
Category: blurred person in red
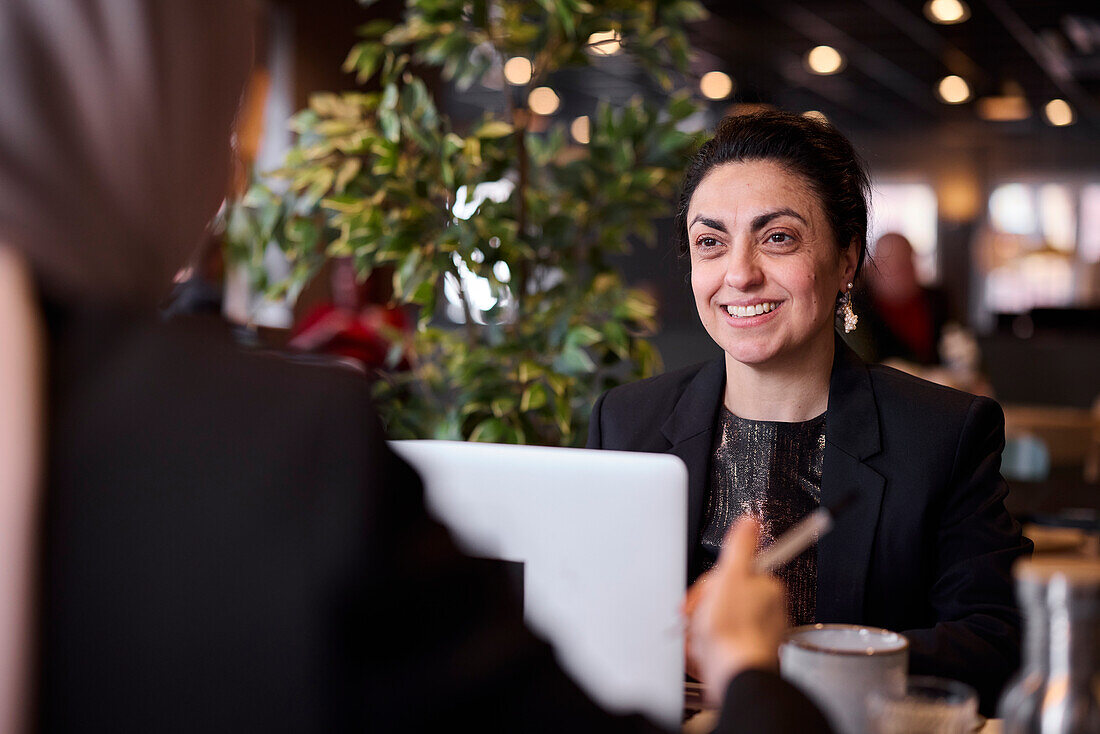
[852,232,947,366]
[0,1,831,732]
[289,257,411,373]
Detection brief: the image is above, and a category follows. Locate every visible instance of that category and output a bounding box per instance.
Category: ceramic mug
[779,623,909,734]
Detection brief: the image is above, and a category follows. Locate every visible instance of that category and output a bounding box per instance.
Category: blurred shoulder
[156,313,381,432]
[45,308,385,457]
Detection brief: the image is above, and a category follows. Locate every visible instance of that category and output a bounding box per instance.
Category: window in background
[1038,184,1076,253]
[979,181,1099,314]
[989,183,1037,236]
[1079,184,1100,264]
[869,182,939,284]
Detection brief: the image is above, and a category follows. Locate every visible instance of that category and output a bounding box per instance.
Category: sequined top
[699,408,827,626]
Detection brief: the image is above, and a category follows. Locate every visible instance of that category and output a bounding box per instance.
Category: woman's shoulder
[863,361,1004,431]
[589,358,723,450]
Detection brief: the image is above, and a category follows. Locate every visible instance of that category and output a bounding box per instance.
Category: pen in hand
[752,493,856,575]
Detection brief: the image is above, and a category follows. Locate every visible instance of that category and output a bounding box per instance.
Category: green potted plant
[226,0,707,446]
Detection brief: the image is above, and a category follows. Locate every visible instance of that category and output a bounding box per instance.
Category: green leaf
[334,158,362,192]
[301,167,335,207]
[393,249,423,298]
[520,382,549,412]
[356,19,394,39]
[490,397,516,417]
[344,43,384,83]
[380,83,399,111]
[474,120,514,139]
[553,344,596,375]
[379,109,400,143]
[469,417,506,443]
[566,324,602,348]
[602,321,629,358]
[321,194,363,213]
[553,395,573,437]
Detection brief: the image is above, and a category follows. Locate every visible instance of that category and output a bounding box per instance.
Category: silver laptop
[390,440,687,728]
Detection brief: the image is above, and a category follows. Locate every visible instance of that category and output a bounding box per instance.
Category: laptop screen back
[390,440,687,728]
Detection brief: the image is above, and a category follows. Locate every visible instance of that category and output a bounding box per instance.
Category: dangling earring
[837,282,858,333]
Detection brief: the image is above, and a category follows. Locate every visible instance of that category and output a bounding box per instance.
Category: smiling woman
[586,111,1031,713]
[686,160,857,412]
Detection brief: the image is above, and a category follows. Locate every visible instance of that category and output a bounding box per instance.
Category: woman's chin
[716,328,835,372]
[716,340,782,368]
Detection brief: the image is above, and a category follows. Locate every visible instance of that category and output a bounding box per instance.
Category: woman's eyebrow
[751,208,807,231]
[688,215,728,232]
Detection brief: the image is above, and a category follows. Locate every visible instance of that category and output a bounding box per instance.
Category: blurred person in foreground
[588,112,1031,713]
[0,1,831,731]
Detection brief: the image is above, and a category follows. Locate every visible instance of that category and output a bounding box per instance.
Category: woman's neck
[722,334,836,422]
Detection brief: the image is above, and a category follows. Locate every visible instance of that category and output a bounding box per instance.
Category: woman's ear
[840,237,860,287]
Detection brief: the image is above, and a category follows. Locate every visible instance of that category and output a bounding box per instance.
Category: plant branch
[514,107,530,313]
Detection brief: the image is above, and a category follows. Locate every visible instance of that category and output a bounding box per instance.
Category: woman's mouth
[725,301,780,318]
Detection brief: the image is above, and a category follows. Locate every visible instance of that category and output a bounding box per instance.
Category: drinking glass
[867,676,979,734]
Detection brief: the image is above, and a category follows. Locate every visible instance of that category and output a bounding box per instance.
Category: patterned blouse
[699,407,826,626]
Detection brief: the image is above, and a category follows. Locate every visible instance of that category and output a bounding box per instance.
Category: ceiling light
[587,30,622,56]
[503,56,532,86]
[570,116,591,144]
[936,75,971,104]
[528,86,560,116]
[802,110,829,123]
[924,0,970,25]
[1044,99,1075,126]
[805,45,845,75]
[976,96,1030,121]
[699,71,734,100]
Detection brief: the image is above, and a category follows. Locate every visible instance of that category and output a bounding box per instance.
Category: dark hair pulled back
[674,111,870,279]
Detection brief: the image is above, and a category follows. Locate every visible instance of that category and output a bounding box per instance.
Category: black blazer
[35,306,831,733]
[587,336,1031,712]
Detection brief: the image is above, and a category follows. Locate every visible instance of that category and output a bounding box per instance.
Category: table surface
[683,709,1002,733]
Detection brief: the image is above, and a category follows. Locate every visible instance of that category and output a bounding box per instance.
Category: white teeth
[725,302,778,318]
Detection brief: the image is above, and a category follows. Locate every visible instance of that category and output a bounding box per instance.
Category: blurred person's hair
[674,111,870,279]
[0,0,255,307]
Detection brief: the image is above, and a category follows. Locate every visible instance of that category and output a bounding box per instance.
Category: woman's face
[687,159,857,369]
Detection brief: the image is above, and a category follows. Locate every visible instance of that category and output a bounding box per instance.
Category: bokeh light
[587,30,622,56]
[503,56,532,86]
[570,115,591,144]
[1043,99,1075,126]
[805,46,844,75]
[937,75,971,104]
[924,0,970,24]
[528,86,560,116]
[699,71,734,100]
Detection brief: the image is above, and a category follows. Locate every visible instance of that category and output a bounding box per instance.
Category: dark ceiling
[284,0,1100,169]
[694,0,1100,138]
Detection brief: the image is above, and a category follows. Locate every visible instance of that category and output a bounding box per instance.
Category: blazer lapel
[817,337,885,623]
[660,357,725,579]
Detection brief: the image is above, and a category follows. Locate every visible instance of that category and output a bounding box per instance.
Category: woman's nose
[722,243,764,290]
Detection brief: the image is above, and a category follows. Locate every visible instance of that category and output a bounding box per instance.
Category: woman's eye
[696,236,720,250]
[767,232,793,244]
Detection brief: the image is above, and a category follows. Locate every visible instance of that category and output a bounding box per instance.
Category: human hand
[687,517,789,705]
[681,571,711,680]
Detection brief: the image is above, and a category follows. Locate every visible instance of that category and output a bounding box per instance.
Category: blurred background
[204,0,1099,539]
